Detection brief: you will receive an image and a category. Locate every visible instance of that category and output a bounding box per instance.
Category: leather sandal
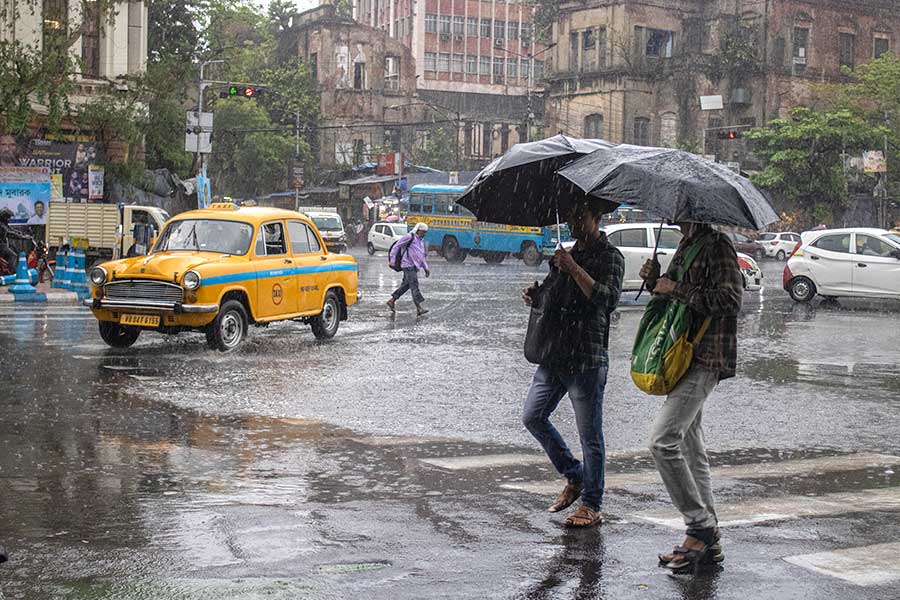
[548,481,582,513]
[564,505,603,528]
[659,528,723,565]
[663,528,721,573]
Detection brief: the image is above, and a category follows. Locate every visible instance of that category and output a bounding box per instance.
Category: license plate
[120,314,160,327]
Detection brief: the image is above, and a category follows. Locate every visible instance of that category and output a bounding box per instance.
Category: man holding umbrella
[521,199,624,528]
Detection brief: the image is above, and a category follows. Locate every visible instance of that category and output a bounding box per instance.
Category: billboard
[0,167,52,224]
[19,139,100,201]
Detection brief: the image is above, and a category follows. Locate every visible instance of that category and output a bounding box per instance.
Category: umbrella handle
[635,219,666,301]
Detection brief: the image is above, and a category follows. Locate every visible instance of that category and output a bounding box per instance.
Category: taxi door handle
[857,263,868,268]
[283,259,293,264]
[320,255,327,261]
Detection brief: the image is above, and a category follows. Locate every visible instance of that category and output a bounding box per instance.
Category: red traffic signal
[220,85,263,99]
[243,86,256,97]
[716,130,742,140]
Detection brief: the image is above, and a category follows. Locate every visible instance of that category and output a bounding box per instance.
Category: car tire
[788,277,816,303]
[367,242,376,255]
[483,251,507,264]
[521,242,542,267]
[776,250,786,261]
[311,290,341,340]
[442,236,467,263]
[98,321,141,348]
[206,300,248,351]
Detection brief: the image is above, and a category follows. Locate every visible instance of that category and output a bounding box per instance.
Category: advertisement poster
[863,150,887,173]
[0,167,52,224]
[20,139,99,201]
[88,165,105,200]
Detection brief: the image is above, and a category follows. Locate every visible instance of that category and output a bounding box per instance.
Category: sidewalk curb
[0,291,82,305]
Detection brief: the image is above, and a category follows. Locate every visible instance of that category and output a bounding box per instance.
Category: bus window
[422,193,435,214]
[409,199,422,212]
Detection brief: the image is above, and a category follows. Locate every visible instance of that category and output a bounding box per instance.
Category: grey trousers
[649,365,719,530]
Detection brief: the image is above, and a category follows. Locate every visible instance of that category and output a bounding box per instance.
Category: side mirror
[893,249,900,260]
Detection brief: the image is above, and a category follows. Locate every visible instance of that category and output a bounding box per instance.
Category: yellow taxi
[84,203,360,351]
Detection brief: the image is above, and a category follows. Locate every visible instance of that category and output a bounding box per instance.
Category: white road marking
[784,542,900,586]
[421,453,563,470]
[634,486,900,528]
[350,436,459,447]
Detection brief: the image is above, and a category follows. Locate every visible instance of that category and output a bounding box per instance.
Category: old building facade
[282,5,426,170]
[544,0,900,166]
[351,0,548,163]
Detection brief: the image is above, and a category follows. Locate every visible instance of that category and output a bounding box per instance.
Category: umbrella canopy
[457,134,618,227]
[557,145,779,230]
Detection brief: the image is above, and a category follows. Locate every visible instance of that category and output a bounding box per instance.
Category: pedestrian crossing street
[412,445,900,587]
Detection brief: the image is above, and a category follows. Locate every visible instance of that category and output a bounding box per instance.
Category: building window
[482,123,493,156]
[659,112,677,147]
[353,62,367,89]
[793,27,809,74]
[481,18,491,38]
[508,21,518,40]
[42,0,68,71]
[584,114,603,138]
[582,29,597,70]
[467,17,478,37]
[521,23,532,43]
[839,32,855,70]
[453,16,464,36]
[495,20,505,39]
[309,53,318,81]
[570,32,579,70]
[598,27,607,67]
[439,15,451,35]
[452,53,464,73]
[352,139,366,165]
[464,123,473,155]
[438,53,451,72]
[384,56,400,91]
[874,36,890,58]
[500,124,510,153]
[384,128,401,152]
[81,1,101,78]
[480,56,491,75]
[467,54,478,74]
[633,117,650,146]
[424,52,437,71]
[493,57,504,82]
[533,60,544,80]
[639,27,674,58]
[507,58,518,79]
[425,14,437,33]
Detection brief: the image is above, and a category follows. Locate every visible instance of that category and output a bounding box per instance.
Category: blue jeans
[391,267,424,305]
[523,365,608,510]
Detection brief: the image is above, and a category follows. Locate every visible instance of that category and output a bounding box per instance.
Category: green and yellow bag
[630,239,712,395]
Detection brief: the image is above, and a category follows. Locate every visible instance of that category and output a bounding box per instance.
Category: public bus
[405,184,568,266]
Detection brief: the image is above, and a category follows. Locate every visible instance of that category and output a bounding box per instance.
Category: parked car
[758,231,802,260]
[85,203,360,351]
[783,228,900,302]
[724,231,766,261]
[367,222,409,254]
[566,223,762,291]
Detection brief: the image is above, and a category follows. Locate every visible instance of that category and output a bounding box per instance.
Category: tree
[409,126,458,171]
[745,107,884,225]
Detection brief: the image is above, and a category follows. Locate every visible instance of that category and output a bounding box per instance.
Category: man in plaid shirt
[522,200,624,528]
[640,222,743,572]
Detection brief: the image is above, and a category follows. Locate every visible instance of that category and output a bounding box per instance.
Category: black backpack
[389,234,415,272]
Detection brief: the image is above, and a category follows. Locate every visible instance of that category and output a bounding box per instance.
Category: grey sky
[248,0,320,15]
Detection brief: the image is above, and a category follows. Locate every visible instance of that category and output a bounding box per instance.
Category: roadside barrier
[70,249,90,299]
[7,252,45,302]
[51,248,67,288]
[59,250,74,289]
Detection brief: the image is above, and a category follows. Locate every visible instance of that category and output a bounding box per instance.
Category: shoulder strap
[672,234,712,283]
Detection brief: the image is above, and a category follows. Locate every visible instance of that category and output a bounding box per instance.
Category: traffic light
[220,85,263,99]
[716,130,742,140]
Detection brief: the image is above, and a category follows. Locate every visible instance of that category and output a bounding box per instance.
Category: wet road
[2,251,900,599]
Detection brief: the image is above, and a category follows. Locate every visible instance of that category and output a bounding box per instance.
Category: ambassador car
[84,203,359,351]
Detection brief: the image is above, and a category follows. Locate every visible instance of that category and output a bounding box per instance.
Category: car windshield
[886,233,900,246]
[759,233,776,241]
[312,215,343,231]
[391,225,408,236]
[153,219,254,255]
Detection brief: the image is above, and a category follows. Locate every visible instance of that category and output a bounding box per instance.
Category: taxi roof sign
[208,202,238,210]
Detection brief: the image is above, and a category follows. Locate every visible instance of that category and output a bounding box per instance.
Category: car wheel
[521,242,542,267]
[788,277,816,303]
[367,242,376,255]
[754,249,764,261]
[206,300,248,351]
[98,321,141,348]
[483,251,507,264]
[311,290,341,340]
[442,236,467,263]
[776,249,786,261]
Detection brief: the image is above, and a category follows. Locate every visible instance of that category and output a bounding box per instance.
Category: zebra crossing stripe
[633,486,900,528]
[421,453,555,470]
[784,542,900,586]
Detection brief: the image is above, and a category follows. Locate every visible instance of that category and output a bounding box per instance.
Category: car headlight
[183,270,201,290]
[90,266,107,287]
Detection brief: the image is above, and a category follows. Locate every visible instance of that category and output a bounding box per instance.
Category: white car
[565,223,762,291]
[367,222,409,254]
[758,231,802,260]
[784,228,900,302]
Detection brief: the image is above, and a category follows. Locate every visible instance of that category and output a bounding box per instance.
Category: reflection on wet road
[2,253,899,599]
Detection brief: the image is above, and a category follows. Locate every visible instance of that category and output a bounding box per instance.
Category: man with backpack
[387,222,431,316]
[638,222,743,573]
[521,200,624,528]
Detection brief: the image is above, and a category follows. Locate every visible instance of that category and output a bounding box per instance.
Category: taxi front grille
[104,280,184,303]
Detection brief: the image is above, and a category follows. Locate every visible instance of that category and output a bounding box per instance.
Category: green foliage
[704,30,760,85]
[0,41,75,135]
[409,126,458,171]
[745,107,884,220]
[147,0,203,64]
[528,0,558,44]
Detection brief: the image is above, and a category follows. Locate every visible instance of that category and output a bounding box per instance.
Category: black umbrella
[557,144,778,230]
[457,134,618,227]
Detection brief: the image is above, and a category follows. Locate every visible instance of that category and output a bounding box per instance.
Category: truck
[45,203,170,267]
[297,206,347,253]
